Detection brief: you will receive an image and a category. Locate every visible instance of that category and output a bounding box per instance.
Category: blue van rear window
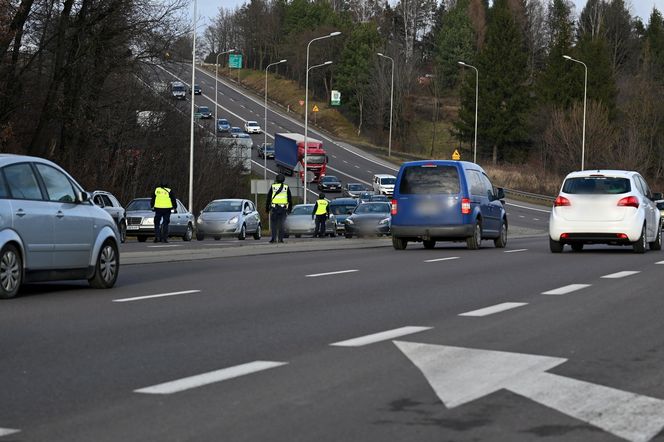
[399,165,460,194]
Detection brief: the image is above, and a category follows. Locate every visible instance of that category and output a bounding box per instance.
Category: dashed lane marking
[113,290,201,303]
[601,271,640,279]
[459,302,528,317]
[504,249,528,253]
[542,284,591,295]
[147,244,182,248]
[424,257,460,263]
[134,361,288,394]
[330,326,432,347]
[505,203,551,213]
[354,165,360,168]
[656,261,664,265]
[306,269,359,278]
[0,428,20,437]
[533,218,540,221]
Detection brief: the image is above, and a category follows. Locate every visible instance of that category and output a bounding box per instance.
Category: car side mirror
[496,187,506,200]
[652,192,663,200]
[77,191,90,204]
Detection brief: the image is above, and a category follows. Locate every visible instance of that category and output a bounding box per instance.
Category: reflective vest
[154,187,173,209]
[315,199,329,215]
[271,183,289,205]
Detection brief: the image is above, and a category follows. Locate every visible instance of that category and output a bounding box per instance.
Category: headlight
[379,218,390,225]
[142,218,154,226]
[228,216,239,224]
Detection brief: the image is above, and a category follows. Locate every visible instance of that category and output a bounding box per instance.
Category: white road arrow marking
[395,341,664,442]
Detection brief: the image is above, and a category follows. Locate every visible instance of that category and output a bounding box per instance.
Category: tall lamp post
[458,61,478,164]
[304,31,341,204]
[563,55,588,171]
[215,48,236,128]
[188,0,197,213]
[377,52,394,158]
[264,59,287,180]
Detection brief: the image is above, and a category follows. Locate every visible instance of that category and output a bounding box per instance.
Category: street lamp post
[264,59,287,180]
[563,55,588,171]
[188,0,197,213]
[458,61,478,164]
[377,53,394,158]
[215,49,236,129]
[304,31,341,204]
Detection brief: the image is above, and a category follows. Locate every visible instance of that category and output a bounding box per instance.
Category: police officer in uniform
[311,193,330,238]
[151,181,177,243]
[265,174,292,243]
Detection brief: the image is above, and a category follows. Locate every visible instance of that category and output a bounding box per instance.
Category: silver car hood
[200,212,240,221]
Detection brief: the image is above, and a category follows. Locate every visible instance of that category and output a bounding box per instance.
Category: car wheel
[183,224,193,241]
[649,222,662,251]
[253,224,262,240]
[423,240,435,249]
[633,224,647,254]
[88,240,119,289]
[392,236,408,250]
[494,219,507,248]
[329,230,336,238]
[119,221,127,243]
[0,244,22,299]
[214,236,221,240]
[571,242,584,252]
[294,234,301,238]
[238,224,246,240]
[466,220,482,250]
[196,233,205,241]
[549,237,564,253]
[345,233,353,239]
[137,236,147,243]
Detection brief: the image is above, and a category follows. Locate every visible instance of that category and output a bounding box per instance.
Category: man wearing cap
[265,174,292,243]
[151,181,177,243]
[311,192,330,238]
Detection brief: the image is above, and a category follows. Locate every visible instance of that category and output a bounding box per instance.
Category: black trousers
[154,208,172,240]
[315,215,327,237]
[270,206,288,241]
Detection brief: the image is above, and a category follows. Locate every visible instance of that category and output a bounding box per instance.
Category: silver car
[0,155,120,298]
[196,199,261,240]
[92,190,127,243]
[284,204,336,238]
[125,198,194,242]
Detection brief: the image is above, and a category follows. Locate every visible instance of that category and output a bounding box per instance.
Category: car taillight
[617,196,639,209]
[554,196,571,207]
[391,199,397,215]
[461,198,471,214]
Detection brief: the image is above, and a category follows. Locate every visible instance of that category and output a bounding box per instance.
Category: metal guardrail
[504,188,555,203]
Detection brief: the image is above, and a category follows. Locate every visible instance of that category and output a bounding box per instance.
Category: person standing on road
[151,181,177,243]
[312,193,330,238]
[266,174,292,243]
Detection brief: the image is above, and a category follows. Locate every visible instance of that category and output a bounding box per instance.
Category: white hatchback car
[244,121,261,134]
[549,170,662,253]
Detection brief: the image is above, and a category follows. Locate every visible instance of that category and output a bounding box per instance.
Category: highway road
[2,236,664,441]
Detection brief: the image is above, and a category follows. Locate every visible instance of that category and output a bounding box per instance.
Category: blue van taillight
[461,198,471,214]
[391,199,398,215]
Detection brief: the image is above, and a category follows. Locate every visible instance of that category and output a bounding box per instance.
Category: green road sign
[228,54,242,69]
[331,90,341,106]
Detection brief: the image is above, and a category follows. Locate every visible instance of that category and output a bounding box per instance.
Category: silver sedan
[196,199,261,240]
[284,204,336,238]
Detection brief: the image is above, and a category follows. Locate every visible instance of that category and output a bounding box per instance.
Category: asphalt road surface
[2,235,664,441]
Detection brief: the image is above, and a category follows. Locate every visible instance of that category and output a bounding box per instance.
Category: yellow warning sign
[452,150,461,160]
[312,105,319,112]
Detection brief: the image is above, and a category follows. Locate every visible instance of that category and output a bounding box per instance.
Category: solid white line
[331,326,432,347]
[424,257,460,263]
[542,284,591,295]
[601,271,640,279]
[657,261,664,265]
[134,361,287,394]
[306,269,359,278]
[505,202,551,213]
[504,249,528,253]
[113,290,201,303]
[0,428,20,437]
[459,302,528,317]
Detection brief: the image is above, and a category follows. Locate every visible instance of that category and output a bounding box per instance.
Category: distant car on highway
[0,155,120,298]
[344,202,391,238]
[329,198,359,233]
[549,170,662,253]
[196,199,261,241]
[230,127,243,137]
[369,194,390,203]
[125,198,194,242]
[317,175,342,192]
[197,105,212,119]
[390,160,507,250]
[244,121,262,134]
[343,183,370,198]
[285,204,336,238]
[357,191,375,203]
[92,190,127,243]
[170,81,186,100]
[217,119,231,134]
[258,143,274,159]
[372,174,396,196]
[191,84,201,95]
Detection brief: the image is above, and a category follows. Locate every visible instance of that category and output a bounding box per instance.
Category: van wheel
[423,240,435,249]
[633,225,647,254]
[0,244,22,299]
[649,222,662,251]
[88,240,119,289]
[466,221,482,250]
[549,237,564,253]
[494,220,507,248]
[392,236,408,250]
[253,224,262,240]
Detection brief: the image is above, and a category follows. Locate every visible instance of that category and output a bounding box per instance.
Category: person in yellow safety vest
[265,174,292,243]
[150,181,177,243]
[312,192,330,238]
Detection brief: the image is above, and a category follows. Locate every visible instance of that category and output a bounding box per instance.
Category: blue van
[390,160,507,250]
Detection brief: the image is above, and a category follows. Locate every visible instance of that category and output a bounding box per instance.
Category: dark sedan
[258,143,275,159]
[318,175,342,192]
[344,202,391,238]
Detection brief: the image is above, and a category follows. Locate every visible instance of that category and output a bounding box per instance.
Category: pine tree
[434,0,476,90]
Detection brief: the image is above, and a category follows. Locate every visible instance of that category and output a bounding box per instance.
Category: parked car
[0,155,120,298]
[344,202,391,238]
[244,121,262,134]
[196,199,261,241]
[343,183,370,198]
[230,127,243,137]
[318,175,342,192]
[197,105,212,119]
[390,160,507,250]
[372,174,396,196]
[329,198,359,233]
[91,190,127,243]
[549,170,662,253]
[125,198,194,242]
[284,204,336,238]
[217,119,231,134]
[191,84,201,95]
[258,143,275,159]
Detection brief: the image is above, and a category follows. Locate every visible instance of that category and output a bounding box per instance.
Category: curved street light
[458,61,479,164]
[563,55,588,171]
[377,53,394,158]
[264,59,287,180]
[215,48,236,128]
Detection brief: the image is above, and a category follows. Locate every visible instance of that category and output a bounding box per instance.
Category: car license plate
[416,201,439,215]
[127,226,140,230]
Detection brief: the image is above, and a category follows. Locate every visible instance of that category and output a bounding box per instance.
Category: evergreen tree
[574,34,617,117]
[644,8,664,78]
[434,0,476,90]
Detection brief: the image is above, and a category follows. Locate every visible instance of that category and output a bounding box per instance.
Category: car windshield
[330,204,356,215]
[348,184,364,191]
[355,203,390,214]
[247,122,258,127]
[172,85,184,92]
[218,120,228,125]
[562,177,631,194]
[322,176,338,183]
[399,165,460,194]
[380,178,396,185]
[263,144,274,151]
[231,127,241,132]
[307,155,326,164]
[204,201,242,212]
[199,107,209,113]
[291,205,313,215]
[127,199,152,211]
